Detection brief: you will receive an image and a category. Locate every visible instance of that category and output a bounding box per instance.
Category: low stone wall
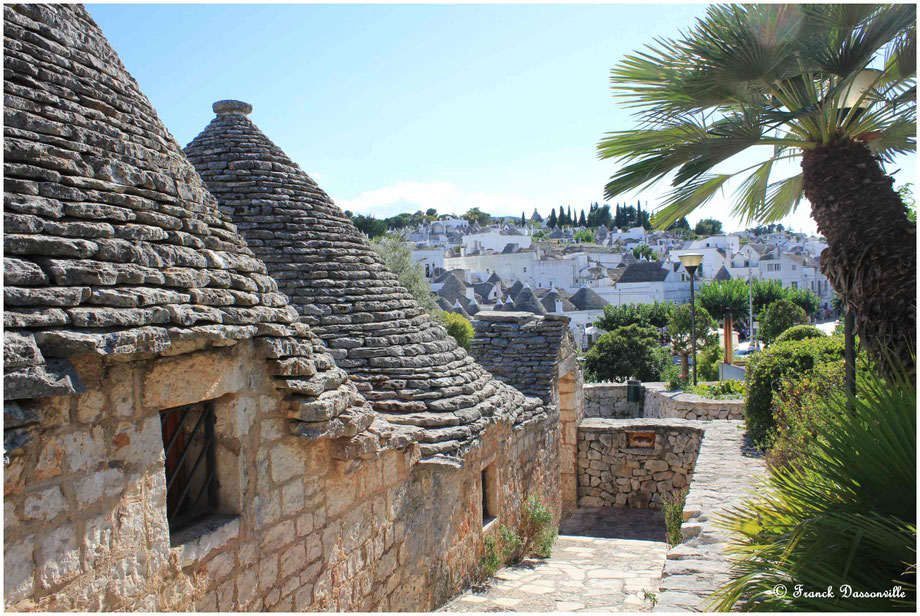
[576,419,702,510]
[643,383,744,421]
[582,383,643,419]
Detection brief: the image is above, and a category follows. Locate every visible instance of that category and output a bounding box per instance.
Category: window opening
[160,401,218,533]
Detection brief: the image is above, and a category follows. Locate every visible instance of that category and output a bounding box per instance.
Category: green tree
[370,234,438,313]
[584,324,671,382]
[631,243,659,260]
[693,218,723,236]
[352,214,388,238]
[698,279,752,326]
[425,208,438,218]
[598,4,916,377]
[595,301,672,331]
[547,209,558,228]
[578,210,587,226]
[759,299,810,345]
[574,230,595,243]
[667,302,716,377]
[463,208,491,226]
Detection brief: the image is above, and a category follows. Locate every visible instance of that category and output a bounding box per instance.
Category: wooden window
[160,401,218,533]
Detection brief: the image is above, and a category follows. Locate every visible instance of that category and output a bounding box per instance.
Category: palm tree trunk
[802,141,916,377]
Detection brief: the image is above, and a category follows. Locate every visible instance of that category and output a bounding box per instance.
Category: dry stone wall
[643,383,744,421]
[583,382,743,421]
[470,312,582,515]
[577,419,702,510]
[582,383,643,418]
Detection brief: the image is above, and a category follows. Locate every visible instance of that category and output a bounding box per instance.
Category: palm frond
[709,358,916,611]
[650,174,731,229]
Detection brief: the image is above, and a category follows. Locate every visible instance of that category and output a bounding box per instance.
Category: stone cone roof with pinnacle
[184,102,543,458]
[2,4,372,443]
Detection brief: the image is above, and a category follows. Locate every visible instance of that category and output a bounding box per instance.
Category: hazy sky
[89,3,915,235]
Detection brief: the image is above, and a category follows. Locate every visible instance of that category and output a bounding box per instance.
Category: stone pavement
[655,420,765,612]
[441,509,668,612]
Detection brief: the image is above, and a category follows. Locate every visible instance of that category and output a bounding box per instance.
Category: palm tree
[598,4,916,375]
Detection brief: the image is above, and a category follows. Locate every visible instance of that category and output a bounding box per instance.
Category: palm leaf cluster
[709,359,916,611]
[599,4,916,228]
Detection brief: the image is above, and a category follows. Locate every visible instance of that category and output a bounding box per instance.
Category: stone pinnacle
[213,99,252,116]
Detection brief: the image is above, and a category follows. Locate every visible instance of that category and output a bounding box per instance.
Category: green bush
[712,361,916,611]
[662,489,687,546]
[744,336,844,447]
[696,336,724,381]
[584,323,671,382]
[768,361,844,470]
[758,299,810,345]
[520,494,558,558]
[480,536,501,579]
[688,380,746,399]
[441,312,474,350]
[774,324,825,344]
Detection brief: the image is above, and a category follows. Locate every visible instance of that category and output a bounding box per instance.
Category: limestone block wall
[4,340,560,611]
[470,312,581,516]
[582,383,643,419]
[643,383,744,420]
[576,419,702,510]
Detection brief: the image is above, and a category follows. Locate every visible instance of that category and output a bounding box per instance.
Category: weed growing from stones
[662,489,687,546]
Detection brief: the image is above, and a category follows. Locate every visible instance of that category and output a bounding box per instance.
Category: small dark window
[481,464,496,526]
[160,401,218,533]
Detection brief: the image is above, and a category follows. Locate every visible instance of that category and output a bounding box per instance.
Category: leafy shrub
[774,324,825,344]
[441,312,474,350]
[498,524,522,558]
[758,299,810,345]
[696,340,724,381]
[584,323,671,382]
[480,536,501,579]
[662,489,687,546]
[688,380,746,399]
[744,336,844,447]
[574,229,595,243]
[712,361,915,611]
[520,494,558,558]
[663,363,690,390]
[768,361,844,470]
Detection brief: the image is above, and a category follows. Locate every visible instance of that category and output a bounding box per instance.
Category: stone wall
[470,312,582,516]
[576,419,702,510]
[643,383,744,421]
[4,339,560,611]
[582,383,643,419]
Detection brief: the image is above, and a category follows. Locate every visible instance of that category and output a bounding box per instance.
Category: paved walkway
[442,420,764,613]
[441,509,668,612]
[655,420,765,612]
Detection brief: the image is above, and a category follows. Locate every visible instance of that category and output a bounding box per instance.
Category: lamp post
[679,253,704,386]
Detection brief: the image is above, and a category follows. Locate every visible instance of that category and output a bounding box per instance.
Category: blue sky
[89,3,915,235]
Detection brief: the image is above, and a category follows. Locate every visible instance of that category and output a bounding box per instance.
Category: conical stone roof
[513,286,547,315]
[2,5,371,440]
[185,102,542,457]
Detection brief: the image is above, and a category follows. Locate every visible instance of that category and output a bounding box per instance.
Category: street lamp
[679,253,703,386]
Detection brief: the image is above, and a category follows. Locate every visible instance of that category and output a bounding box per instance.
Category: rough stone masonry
[3,4,564,611]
